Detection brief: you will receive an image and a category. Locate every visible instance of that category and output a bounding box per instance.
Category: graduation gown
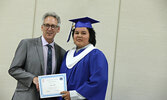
[59,44,108,100]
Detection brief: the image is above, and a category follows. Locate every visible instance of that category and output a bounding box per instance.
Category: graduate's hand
[33,77,39,91]
[61,91,71,100]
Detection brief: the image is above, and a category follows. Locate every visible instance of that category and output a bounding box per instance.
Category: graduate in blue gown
[59,17,108,100]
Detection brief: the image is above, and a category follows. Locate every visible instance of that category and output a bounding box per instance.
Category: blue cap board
[67,17,99,42]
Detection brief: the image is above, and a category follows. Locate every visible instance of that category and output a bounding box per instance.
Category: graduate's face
[41,16,60,43]
[73,27,90,49]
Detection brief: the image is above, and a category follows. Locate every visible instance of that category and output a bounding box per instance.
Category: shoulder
[54,43,66,54]
[89,48,108,62]
[54,43,64,50]
[17,37,41,49]
[20,37,40,44]
[91,48,106,56]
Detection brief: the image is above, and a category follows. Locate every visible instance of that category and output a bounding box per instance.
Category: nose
[77,33,82,37]
[48,26,52,30]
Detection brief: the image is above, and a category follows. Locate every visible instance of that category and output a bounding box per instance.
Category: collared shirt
[76,43,92,53]
[41,36,56,75]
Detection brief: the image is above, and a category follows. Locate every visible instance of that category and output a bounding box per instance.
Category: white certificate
[38,73,67,98]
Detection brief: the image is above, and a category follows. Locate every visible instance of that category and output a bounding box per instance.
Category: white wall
[0,0,35,99]
[112,0,167,100]
[0,0,166,100]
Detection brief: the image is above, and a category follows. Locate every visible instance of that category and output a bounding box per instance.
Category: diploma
[38,73,67,98]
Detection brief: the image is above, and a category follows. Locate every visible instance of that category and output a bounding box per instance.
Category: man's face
[41,16,60,43]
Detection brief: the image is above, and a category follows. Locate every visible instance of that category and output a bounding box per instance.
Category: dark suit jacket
[8,37,66,100]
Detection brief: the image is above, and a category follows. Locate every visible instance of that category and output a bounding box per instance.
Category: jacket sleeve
[8,40,35,88]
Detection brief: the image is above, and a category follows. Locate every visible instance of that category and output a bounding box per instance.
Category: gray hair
[42,12,61,27]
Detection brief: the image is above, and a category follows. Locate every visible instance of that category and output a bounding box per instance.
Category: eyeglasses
[43,24,59,29]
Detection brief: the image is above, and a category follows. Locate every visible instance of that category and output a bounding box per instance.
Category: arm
[77,50,108,99]
[8,40,36,88]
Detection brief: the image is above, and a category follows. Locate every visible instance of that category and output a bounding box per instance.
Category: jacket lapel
[36,37,45,74]
[53,43,60,73]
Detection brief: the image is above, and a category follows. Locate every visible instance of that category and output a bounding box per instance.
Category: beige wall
[0,0,166,100]
[112,0,167,100]
[0,0,35,99]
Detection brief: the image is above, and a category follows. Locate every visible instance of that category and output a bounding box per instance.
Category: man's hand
[33,77,39,91]
[61,91,71,100]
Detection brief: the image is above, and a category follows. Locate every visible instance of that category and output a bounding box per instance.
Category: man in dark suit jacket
[8,12,66,100]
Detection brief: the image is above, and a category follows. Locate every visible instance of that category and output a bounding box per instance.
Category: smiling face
[73,27,90,49]
[41,16,60,43]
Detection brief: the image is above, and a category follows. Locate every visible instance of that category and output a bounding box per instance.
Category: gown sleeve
[76,50,108,100]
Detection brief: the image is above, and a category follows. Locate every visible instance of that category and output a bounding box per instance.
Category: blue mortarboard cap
[69,17,99,28]
[67,17,99,42]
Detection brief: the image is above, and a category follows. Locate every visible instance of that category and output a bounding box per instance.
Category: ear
[57,27,60,33]
[41,25,44,31]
